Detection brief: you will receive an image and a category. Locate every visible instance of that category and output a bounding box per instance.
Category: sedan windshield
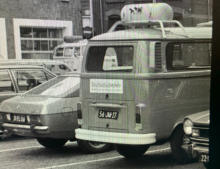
[26,76,79,98]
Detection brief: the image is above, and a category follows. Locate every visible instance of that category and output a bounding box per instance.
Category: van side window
[64,47,74,57]
[55,47,64,57]
[86,46,133,72]
[74,47,80,58]
[166,42,211,70]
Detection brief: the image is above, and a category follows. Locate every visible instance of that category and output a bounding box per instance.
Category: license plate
[200,154,209,163]
[12,115,26,123]
[98,110,118,120]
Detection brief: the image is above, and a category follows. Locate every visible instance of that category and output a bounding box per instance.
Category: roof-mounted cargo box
[120,3,173,23]
[108,3,191,38]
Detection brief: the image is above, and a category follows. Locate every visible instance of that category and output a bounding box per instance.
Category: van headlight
[183,119,193,135]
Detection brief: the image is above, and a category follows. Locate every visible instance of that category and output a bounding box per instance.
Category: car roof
[91,27,212,41]
[59,72,80,77]
[55,39,88,48]
[0,59,70,65]
[0,65,45,69]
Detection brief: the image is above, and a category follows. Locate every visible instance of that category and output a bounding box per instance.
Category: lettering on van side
[90,79,123,94]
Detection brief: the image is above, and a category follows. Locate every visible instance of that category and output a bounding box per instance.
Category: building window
[0,18,8,59]
[13,19,73,60]
[20,27,63,59]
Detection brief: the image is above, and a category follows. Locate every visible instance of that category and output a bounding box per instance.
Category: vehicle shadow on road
[106,152,198,169]
[19,143,85,158]
[17,142,115,160]
[0,136,32,142]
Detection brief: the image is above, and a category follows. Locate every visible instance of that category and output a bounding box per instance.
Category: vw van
[75,3,212,163]
[52,37,88,72]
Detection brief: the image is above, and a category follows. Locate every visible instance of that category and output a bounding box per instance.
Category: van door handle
[90,103,126,108]
[166,88,174,98]
[167,88,174,94]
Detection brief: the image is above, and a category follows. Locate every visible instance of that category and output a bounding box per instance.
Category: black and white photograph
[0,0,214,169]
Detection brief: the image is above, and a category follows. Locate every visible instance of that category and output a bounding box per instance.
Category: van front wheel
[116,145,149,158]
[170,126,194,163]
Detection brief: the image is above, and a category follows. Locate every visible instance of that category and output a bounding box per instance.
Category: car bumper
[2,123,49,135]
[75,129,156,145]
[182,143,209,162]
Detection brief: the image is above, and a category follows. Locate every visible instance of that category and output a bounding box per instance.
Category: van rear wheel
[36,138,67,149]
[116,145,149,158]
[170,126,194,164]
[77,140,112,153]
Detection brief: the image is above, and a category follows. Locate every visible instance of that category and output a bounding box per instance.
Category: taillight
[135,103,146,130]
[77,102,82,127]
[30,115,41,125]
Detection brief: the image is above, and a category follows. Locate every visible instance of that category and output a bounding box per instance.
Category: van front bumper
[75,129,156,145]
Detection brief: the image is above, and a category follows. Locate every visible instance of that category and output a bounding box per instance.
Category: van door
[81,42,139,131]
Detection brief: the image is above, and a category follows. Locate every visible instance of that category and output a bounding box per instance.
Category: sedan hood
[187,110,210,125]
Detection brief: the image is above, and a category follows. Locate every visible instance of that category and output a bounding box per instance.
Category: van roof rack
[197,21,212,27]
[123,20,190,38]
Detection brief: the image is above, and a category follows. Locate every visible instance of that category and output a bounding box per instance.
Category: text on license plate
[12,115,26,123]
[200,154,209,163]
[98,110,118,120]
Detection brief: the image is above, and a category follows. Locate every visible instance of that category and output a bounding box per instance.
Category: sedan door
[0,70,17,103]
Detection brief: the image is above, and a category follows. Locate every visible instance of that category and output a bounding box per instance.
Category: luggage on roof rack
[108,3,190,38]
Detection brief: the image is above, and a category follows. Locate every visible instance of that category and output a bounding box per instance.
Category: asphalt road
[0,137,206,169]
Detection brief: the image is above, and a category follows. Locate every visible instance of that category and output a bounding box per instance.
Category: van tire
[77,140,112,153]
[170,126,194,164]
[36,138,67,148]
[115,145,149,158]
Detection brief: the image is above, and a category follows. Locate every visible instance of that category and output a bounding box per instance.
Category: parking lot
[0,137,206,169]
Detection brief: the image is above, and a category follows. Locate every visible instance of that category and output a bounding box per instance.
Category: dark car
[183,110,209,168]
[0,65,56,136]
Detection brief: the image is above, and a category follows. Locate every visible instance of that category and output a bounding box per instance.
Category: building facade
[0,0,82,60]
[81,0,213,36]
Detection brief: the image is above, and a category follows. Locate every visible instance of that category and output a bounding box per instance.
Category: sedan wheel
[37,138,67,149]
[170,126,195,164]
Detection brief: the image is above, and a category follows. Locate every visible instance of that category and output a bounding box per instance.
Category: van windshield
[55,47,80,58]
[26,76,79,98]
[86,46,134,72]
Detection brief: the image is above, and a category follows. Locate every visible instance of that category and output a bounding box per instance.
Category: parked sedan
[183,110,210,168]
[0,65,56,136]
[0,73,111,153]
[0,59,72,75]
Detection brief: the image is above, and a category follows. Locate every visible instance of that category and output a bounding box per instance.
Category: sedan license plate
[98,110,118,120]
[12,115,26,123]
[200,154,209,163]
